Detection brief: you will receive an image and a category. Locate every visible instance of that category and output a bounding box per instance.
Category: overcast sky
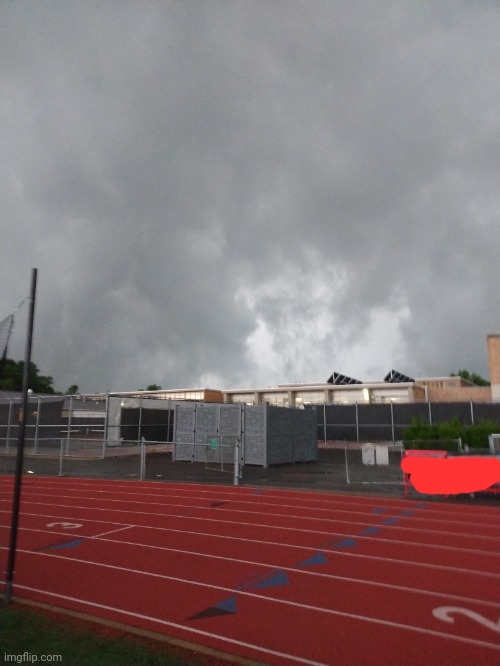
[1,1,499,394]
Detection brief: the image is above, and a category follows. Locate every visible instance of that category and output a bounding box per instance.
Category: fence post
[344,443,351,485]
[428,401,432,426]
[167,399,171,443]
[140,436,146,480]
[34,396,41,453]
[102,394,109,459]
[233,439,240,486]
[138,396,143,447]
[470,400,474,425]
[6,399,13,452]
[58,432,64,476]
[66,395,73,455]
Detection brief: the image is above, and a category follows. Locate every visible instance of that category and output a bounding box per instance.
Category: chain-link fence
[0,434,245,486]
[343,441,405,488]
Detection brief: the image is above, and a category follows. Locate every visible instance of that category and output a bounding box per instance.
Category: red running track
[1,476,500,666]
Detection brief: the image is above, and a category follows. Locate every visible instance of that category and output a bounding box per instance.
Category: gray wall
[174,403,317,467]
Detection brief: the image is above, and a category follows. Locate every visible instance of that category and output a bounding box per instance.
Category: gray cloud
[1,1,499,392]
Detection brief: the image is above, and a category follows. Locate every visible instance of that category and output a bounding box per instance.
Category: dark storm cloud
[1,1,499,392]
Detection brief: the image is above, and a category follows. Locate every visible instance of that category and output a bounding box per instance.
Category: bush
[403,417,500,451]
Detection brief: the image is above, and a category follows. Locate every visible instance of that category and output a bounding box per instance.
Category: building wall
[203,389,224,403]
[488,334,500,401]
[223,384,420,406]
[427,386,491,403]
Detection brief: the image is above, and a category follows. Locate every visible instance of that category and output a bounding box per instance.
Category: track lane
[4,492,500,554]
[2,477,500,666]
[2,546,499,666]
[2,502,499,575]
[10,476,500,518]
[2,519,499,604]
[8,480,500,533]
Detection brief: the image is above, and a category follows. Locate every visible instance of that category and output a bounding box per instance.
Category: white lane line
[93,525,133,538]
[12,487,499,530]
[0,506,500,577]
[5,584,331,666]
[4,519,500,581]
[10,526,497,609]
[2,502,498,557]
[7,493,500,542]
[6,570,500,653]
[7,474,500,506]
[13,478,500,513]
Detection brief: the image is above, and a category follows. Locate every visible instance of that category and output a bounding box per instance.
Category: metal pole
[102,394,109,459]
[5,267,37,606]
[6,398,13,452]
[140,436,146,481]
[138,396,143,446]
[34,396,41,453]
[58,428,64,477]
[66,395,73,455]
[344,443,350,485]
[233,439,240,486]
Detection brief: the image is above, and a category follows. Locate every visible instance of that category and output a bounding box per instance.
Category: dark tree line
[0,358,56,394]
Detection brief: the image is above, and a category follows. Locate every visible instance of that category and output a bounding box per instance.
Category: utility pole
[4,268,38,606]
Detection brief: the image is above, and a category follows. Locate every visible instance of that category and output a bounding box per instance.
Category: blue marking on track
[187,595,237,621]
[214,595,237,614]
[44,538,83,551]
[359,526,380,536]
[254,569,289,590]
[331,537,357,549]
[297,552,328,567]
[382,517,399,525]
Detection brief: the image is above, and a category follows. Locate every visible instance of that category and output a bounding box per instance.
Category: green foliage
[146,384,162,391]
[0,607,197,665]
[0,358,56,394]
[451,369,490,386]
[66,384,79,395]
[462,420,500,449]
[403,416,500,450]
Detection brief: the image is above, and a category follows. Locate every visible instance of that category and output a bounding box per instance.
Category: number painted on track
[433,606,500,633]
[46,522,83,529]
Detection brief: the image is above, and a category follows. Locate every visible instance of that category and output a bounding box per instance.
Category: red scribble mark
[401,456,500,494]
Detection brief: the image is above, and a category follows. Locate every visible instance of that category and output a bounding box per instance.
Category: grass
[0,605,232,666]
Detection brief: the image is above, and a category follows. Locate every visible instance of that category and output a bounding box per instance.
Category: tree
[66,384,79,395]
[451,370,490,386]
[146,384,162,391]
[0,358,56,393]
